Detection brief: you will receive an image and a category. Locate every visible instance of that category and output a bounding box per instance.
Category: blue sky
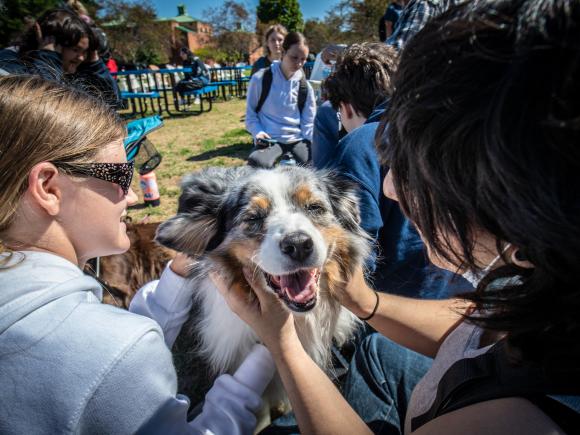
[152,1,337,21]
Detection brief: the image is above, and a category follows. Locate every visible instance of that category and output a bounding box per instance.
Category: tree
[0,0,62,46]
[97,0,170,66]
[334,0,388,43]
[215,31,258,63]
[203,0,255,34]
[0,0,102,47]
[257,0,304,32]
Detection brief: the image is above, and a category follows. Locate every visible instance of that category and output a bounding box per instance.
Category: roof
[157,15,201,23]
[175,25,195,33]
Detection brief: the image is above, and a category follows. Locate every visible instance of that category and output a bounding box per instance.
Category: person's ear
[340,102,355,120]
[27,162,62,216]
[510,247,534,269]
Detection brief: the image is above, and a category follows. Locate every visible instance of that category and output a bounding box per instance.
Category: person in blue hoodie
[0,75,274,434]
[0,8,120,108]
[320,42,469,298]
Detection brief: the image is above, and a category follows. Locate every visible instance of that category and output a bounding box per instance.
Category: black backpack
[411,339,580,433]
[255,66,309,114]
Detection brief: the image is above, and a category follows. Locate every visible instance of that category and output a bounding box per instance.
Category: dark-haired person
[245,32,316,168]
[250,24,288,76]
[0,8,120,107]
[321,42,468,298]
[379,0,407,42]
[216,0,580,433]
[174,47,210,100]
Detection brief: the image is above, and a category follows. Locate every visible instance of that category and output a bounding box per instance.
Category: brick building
[157,4,213,59]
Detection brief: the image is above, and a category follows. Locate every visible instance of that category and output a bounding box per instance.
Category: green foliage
[98,0,170,65]
[0,0,61,46]
[203,0,255,34]
[257,0,304,32]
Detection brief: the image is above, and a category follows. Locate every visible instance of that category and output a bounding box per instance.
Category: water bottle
[139,171,161,207]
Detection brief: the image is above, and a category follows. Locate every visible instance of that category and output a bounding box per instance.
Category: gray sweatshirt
[0,251,273,434]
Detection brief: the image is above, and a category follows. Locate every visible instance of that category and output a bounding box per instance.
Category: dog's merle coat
[156,165,371,409]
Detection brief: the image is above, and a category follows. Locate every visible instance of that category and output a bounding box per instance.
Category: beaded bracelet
[358,290,379,321]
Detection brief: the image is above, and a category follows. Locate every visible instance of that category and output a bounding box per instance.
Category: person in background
[386,0,462,50]
[379,0,408,42]
[250,24,288,76]
[174,47,210,98]
[0,75,273,434]
[216,0,580,433]
[0,8,120,108]
[245,32,316,168]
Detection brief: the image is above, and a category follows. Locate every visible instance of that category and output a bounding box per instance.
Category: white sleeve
[300,82,317,142]
[129,261,193,348]
[245,73,267,138]
[190,344,276,435]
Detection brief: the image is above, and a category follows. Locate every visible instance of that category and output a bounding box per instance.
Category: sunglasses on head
[54,161,135,195]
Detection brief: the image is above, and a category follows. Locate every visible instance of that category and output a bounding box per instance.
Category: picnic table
[114,66,251,118]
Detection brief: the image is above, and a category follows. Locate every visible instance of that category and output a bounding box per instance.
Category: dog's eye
[305,203,326,214]
[244,214,265,223]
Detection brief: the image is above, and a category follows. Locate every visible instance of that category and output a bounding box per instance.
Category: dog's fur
[96,222,175,308]
[156,165,371,409]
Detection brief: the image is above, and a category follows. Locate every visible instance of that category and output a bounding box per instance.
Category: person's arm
[412,397,566,434]
[245,73,269,139]
[386,20,394,38]
[81,325,272,435]
[300,82,316,143]
[342,268,470,357]
[129,253,194,348]
[74,51,122,108]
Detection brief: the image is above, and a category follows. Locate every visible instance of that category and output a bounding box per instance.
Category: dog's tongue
[280,269,317,303]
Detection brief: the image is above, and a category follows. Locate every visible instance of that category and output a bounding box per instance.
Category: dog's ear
[322,172,365,234]
[156,167,251,256]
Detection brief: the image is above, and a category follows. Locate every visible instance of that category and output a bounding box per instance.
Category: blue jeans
[261,334,431,434]
[343,334,432,434]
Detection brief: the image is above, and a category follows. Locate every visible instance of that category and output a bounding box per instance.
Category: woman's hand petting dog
[339,266,380,319]
[210,269,300,358]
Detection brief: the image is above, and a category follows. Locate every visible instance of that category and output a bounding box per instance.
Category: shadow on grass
[187,141,252,162]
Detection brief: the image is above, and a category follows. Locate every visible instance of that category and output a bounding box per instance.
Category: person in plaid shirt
[386,0,463,49]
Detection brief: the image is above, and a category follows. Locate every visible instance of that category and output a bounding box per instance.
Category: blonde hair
[264,24,288,56]
[0,76,125,244]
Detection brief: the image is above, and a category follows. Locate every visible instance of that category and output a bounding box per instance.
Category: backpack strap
[255,67,273,114]
[255,67,309,114]
[297,75,308,114]
[411,339,580,432]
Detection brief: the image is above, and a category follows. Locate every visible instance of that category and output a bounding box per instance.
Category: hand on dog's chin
[211,269,300,356]
[338,266,377,318]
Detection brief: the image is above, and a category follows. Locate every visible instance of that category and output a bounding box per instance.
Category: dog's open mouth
[263,268,320,312]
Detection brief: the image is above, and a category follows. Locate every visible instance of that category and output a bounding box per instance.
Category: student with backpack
[174,47,210,97]
[245,32,316,168]
[217,0,580,433]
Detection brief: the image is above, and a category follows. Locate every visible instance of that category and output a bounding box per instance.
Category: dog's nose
[280,232,314,262]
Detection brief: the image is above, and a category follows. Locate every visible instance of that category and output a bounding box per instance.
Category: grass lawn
[128,97,252,223]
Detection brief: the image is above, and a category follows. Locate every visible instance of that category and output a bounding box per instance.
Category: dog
[95,221,175,308]
[156,165,372,413]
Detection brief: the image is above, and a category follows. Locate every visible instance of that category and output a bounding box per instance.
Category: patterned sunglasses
[54,161,135,195]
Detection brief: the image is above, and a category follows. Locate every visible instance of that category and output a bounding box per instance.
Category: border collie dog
[156,165,371,410]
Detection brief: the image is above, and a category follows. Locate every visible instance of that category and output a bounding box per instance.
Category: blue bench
[176,85,218,115]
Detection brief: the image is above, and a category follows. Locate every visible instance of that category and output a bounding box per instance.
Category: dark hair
[264,24,288,55]
[376,0,580,363]
[325,43,398,118]
[282,32,308,52]
[19,9,96,54]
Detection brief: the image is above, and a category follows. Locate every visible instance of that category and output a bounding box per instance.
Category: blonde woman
[0,76,273,434]
[250,24,288,76]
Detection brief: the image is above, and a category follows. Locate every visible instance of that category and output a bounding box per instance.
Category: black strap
[411,339,580,432]
[255,67,273,114]
[297,76,308,114]
[255,67,308,114]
